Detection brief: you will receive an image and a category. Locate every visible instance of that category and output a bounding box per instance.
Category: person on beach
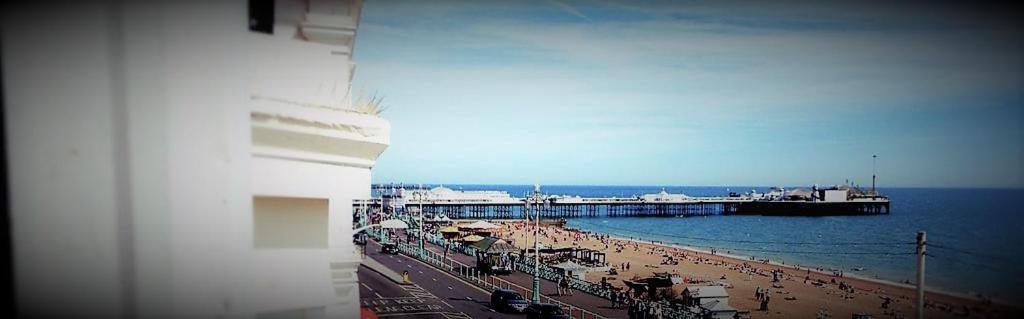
[615,290,624,309]
[556,277,564,295]
[442,242,449,260]
[635,299,646,319]
[610,290,617,308]
[626,297,634,318]
[562,276,573,295]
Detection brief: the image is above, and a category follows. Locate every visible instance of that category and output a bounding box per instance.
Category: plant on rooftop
[352,91,388,116]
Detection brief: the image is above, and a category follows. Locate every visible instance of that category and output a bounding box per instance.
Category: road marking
[361,283,374,291]
[401,285,436,299]
[441,312,473,319]
[389,246,495,296]
[376,311,449,318]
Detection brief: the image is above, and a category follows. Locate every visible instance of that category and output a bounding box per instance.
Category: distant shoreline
[564,224,1015,307]
[373,183,1024,191]
[472,217,1017,307]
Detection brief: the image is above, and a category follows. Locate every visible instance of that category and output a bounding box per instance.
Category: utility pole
[916,231,927,319]
[872,155,878,195]
[532,184,542,302]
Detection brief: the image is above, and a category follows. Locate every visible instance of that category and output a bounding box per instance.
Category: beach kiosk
[440,226,461,239]
[572,248,607,266]
[693,300,738,319]
[538,246,576,263]
[550,260,589,281]
[461,234,485,243]
[459,220,500,236]
[468,237,518,275]
[680,286,736,319]
[623,274,676,300]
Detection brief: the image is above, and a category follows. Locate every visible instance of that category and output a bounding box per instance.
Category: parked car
[490,289,529,313]
[380,243,399,255]
[478,260,514,275]
[524,303,570,319]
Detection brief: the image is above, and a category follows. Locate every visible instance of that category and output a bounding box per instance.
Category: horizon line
[370,182,1024,190]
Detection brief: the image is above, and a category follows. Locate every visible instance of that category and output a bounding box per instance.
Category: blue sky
[353,0,1022,188]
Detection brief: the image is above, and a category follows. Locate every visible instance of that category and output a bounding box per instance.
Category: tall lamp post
[531,184,542,302]
[872,155,878,195]
[415,190,425,258]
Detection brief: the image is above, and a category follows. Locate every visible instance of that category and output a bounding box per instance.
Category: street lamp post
[872,155,878,195]
[417,191,425,258]
[531,184,542,302]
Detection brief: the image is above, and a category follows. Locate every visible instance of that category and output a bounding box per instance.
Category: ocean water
[388,185,1024,301]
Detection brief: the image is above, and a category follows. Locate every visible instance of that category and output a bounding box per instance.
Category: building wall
[2,0,383,317]
[254,197,330,249]
[824,189,850,202]
[3,4,127,316]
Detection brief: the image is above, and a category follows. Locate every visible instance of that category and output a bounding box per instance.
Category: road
[360,241,521,319]
[409,236,629,318]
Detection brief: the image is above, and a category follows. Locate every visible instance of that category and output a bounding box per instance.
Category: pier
[354,185,890,219]
[354,198,747,219]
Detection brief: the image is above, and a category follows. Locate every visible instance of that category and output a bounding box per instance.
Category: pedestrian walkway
[362,254,407,285]
[413,237,629,318]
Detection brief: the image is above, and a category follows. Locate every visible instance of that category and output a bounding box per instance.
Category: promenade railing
[414,231,700,319]
[368,229,609,319]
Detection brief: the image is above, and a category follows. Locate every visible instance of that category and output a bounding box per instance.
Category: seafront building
[409,186,520,204]
[680,286,737,319]
[3,0,386,317]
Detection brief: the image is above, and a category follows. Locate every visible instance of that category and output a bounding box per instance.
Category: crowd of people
[604,286,675,319]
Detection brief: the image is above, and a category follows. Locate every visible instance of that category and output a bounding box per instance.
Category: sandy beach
[493,221,1017,319]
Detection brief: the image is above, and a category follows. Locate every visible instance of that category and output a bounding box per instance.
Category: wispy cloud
[355,0,1023,187]
[546,0,592,21]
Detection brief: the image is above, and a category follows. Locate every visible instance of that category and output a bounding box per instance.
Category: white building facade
[2,0,384,317]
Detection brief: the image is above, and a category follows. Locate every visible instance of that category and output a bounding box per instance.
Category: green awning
[469,237,518,254]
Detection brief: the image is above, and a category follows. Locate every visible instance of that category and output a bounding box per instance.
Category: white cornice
[250,96,389,168]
